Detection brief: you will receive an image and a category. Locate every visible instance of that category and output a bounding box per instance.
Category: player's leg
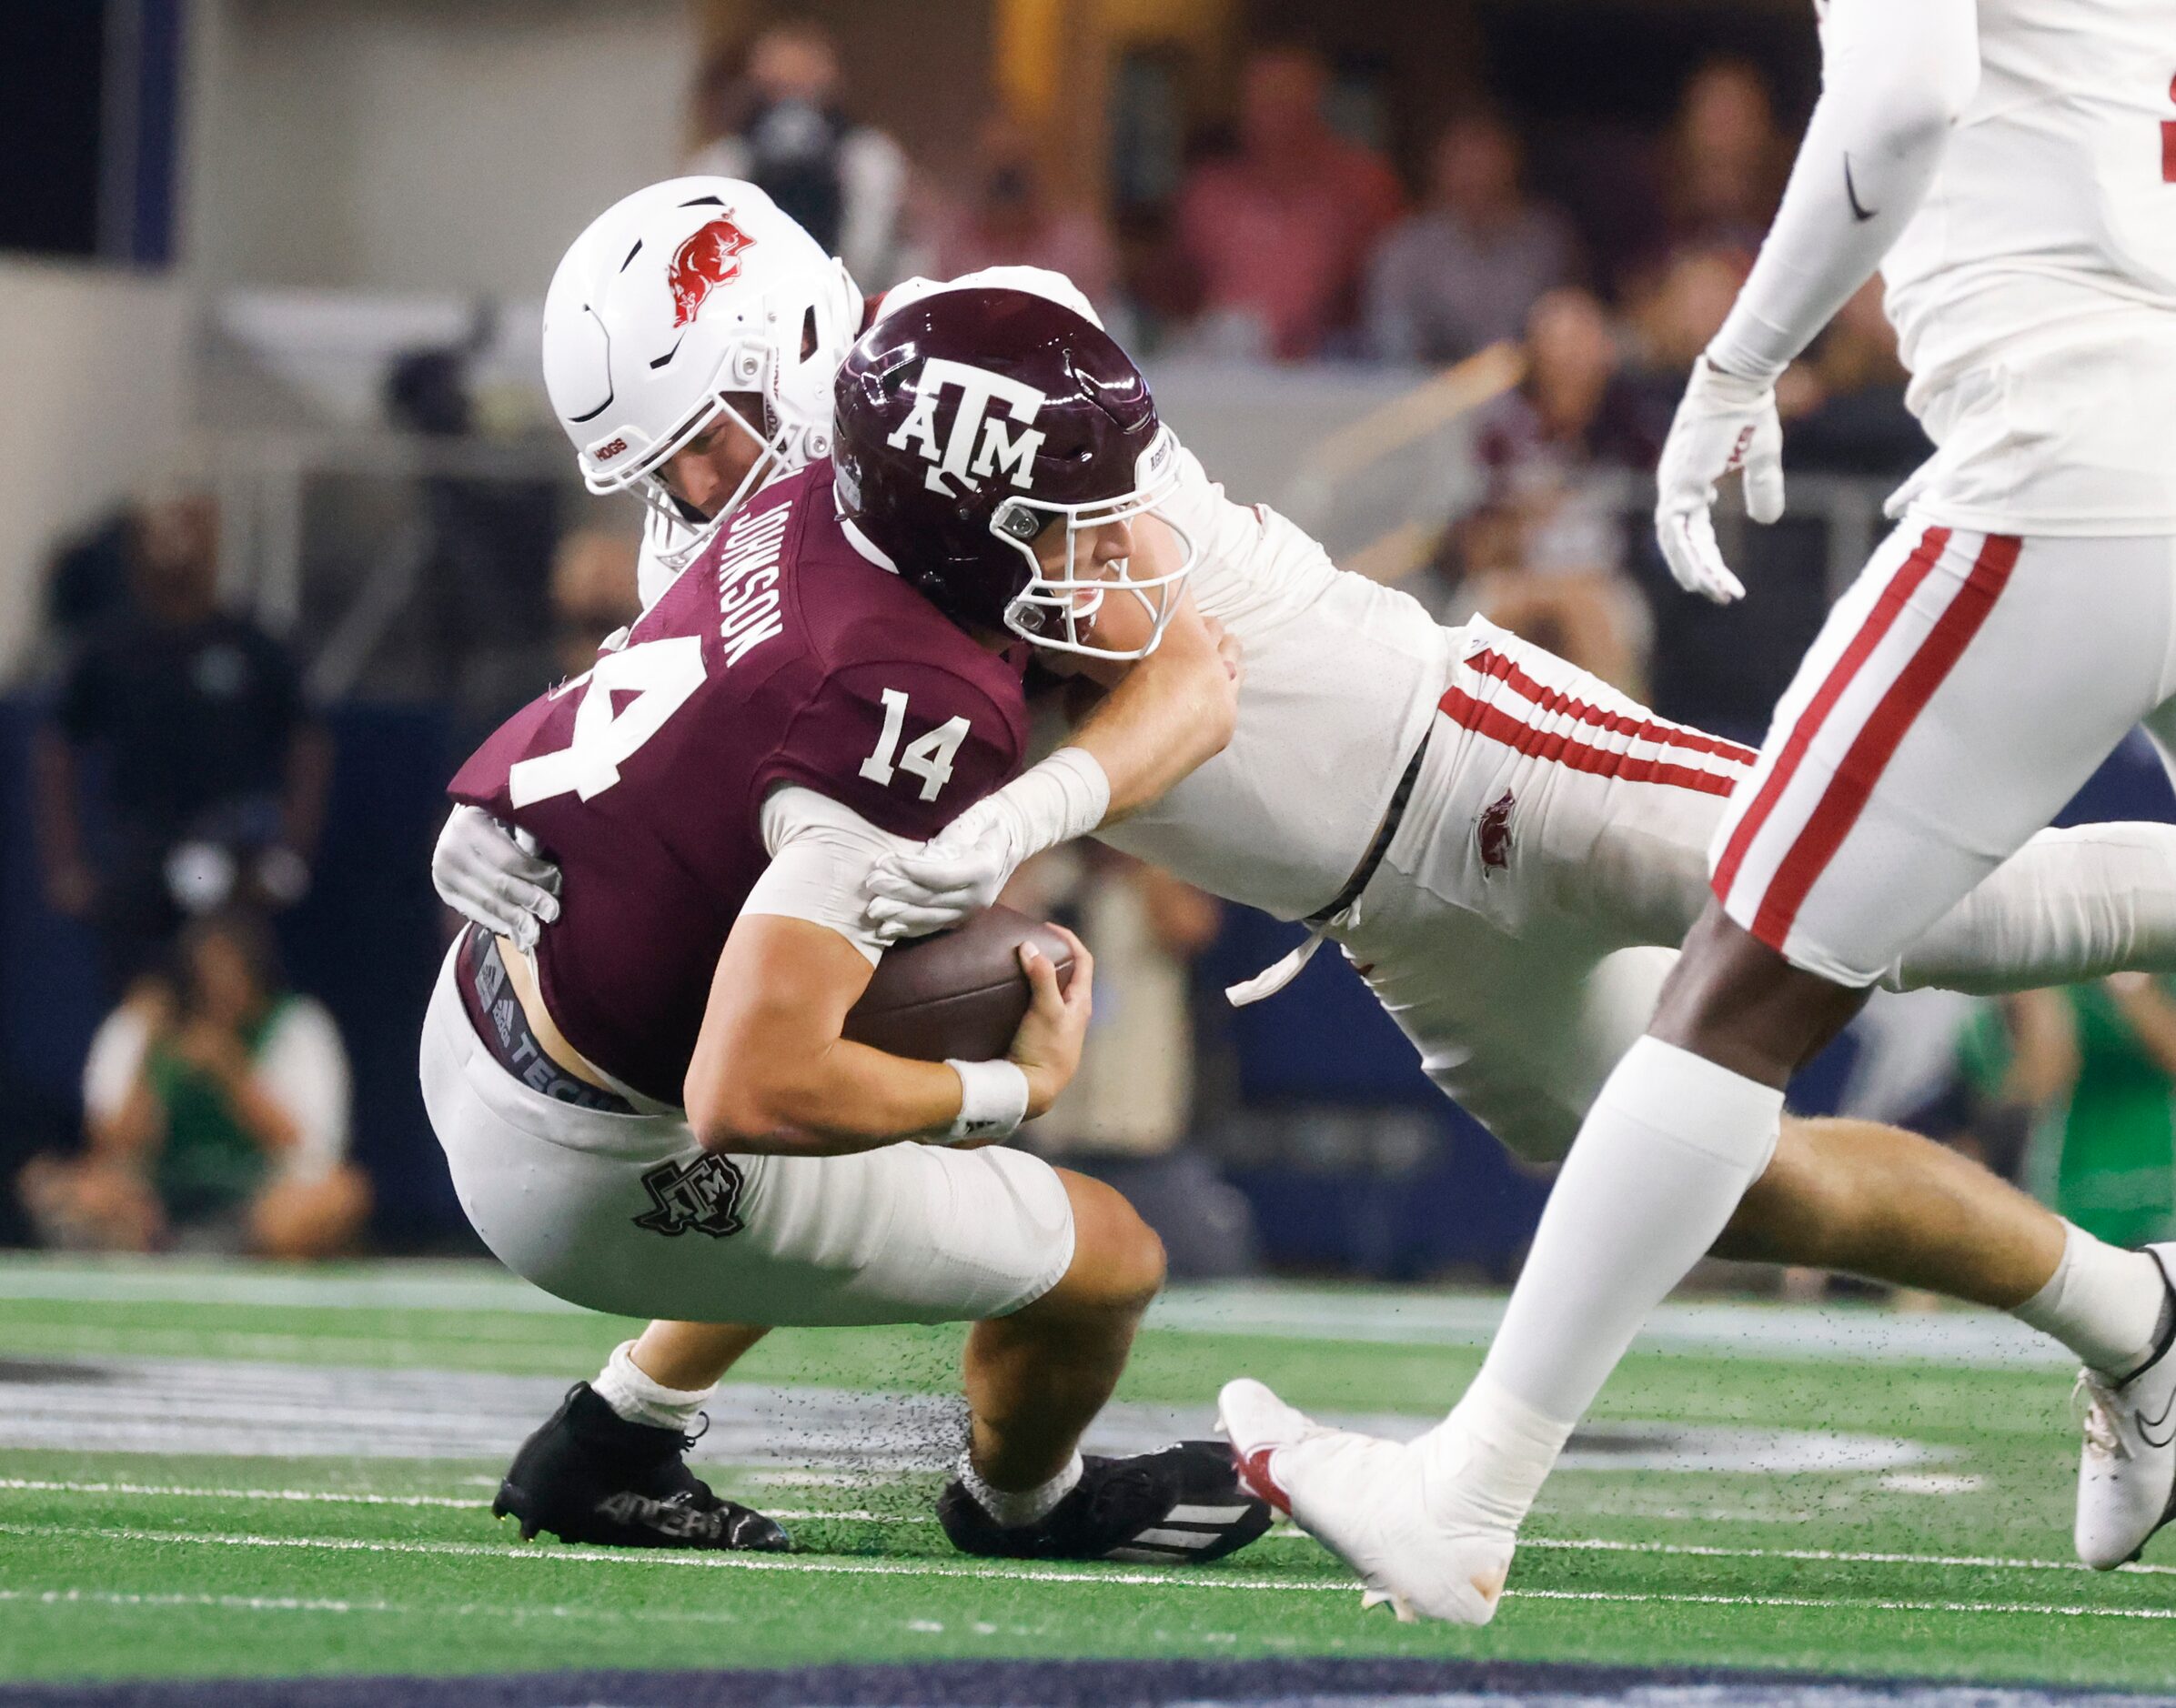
[960,1170,1163,1492]
[2061,690,2176,1569]
[423,948,1266,1563]
[1255,527,2176,1620]
[1450,527,2176,1616]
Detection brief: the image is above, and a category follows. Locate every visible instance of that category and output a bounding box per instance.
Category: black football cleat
[492,1381,790,1552]
[938,1439,1272,1564]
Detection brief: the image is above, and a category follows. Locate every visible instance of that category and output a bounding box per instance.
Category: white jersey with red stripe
[1878,0,2176,536]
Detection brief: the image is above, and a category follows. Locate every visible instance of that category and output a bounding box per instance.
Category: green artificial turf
[0,1256,2171,1690]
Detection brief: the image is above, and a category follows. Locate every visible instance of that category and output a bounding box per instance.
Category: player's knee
[1651,906,1863,1084]
[1049,1171,1166,1319]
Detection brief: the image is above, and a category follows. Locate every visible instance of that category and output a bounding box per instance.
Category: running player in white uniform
[439,185,2176,1564]
[1213,0,2176,1624]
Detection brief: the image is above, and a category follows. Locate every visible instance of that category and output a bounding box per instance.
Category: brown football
[843,904,1076,1062]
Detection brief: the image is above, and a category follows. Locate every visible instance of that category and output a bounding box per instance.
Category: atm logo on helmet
[666,216,757,328]
[886,358,1048,497]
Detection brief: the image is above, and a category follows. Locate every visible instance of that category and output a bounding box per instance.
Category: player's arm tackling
[863,589,1243,941]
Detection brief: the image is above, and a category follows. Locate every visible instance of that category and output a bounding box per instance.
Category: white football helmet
[541,176,862,562]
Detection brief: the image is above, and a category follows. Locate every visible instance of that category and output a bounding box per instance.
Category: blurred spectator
[1776,277,1932,479]
[1436,289,1658,693]
[20,910,368,1259]
[1365,111,1578,367]
[1656,57,1788,262]
[41,508,136,646]
[1171,45,1404,360]
[1625,244,1749,382]
[1008,846,1257,1279]
[922,116,1121,316]
[549,529,642,678]
[1997,978,2176,1249]
[688,17,909,289]
[34,495,331,993]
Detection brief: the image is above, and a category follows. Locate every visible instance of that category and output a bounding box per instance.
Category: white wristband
[945,1058,1031,1143]
[990,747,1112,863]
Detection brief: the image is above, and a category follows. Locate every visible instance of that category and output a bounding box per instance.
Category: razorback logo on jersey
[1476,789,1516,876]
[666,216,757,328]
[885,357,1048,497]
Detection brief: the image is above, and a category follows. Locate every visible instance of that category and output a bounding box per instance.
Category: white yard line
[0,1477,479,1511]
[1509,1587,2176,1621]
[1518,1534,2176,1579]
[5,1522,2174,1621]
[9,1481,2175,1582]
[0,1586,744,1626]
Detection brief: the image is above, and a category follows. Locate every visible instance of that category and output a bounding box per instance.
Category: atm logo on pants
[633,1154,748,1239]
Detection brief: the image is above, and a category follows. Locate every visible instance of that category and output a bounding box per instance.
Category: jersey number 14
[859,688,970,803]
[505,640,972,809]
[508,638,706,808]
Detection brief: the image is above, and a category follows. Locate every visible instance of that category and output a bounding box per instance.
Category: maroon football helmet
[831,286,1194,658]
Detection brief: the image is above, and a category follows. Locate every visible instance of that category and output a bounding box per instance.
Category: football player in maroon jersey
[427,186,1266,1564]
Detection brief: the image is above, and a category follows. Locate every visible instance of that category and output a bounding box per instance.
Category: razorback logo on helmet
[666,216,757,329]
[885,357,1048,497]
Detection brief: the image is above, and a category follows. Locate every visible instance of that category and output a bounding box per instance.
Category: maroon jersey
[448,462,1028,1104]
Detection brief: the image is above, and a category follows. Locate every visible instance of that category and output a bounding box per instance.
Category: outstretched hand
[1653,355,1787,606]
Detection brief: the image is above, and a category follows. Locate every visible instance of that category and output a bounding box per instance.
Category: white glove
[1653,354,1787,605]
[432,805,561,951]
[862,798,1023,944]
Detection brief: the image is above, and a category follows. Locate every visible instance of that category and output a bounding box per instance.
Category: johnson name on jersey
[449,462,1027,1106]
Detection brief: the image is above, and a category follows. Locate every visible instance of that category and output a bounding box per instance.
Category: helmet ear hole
[801,307,818,361]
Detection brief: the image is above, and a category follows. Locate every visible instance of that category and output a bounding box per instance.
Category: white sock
[2011,1223,2170,1377]
[1425,1368,1577,1532]
[1892,824,2176,994]
[1481,1037,1784,1446]
[593,1340,715,1433]
[959,1450,1083,1529]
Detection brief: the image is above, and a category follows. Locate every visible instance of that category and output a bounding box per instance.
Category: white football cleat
[1217,1377,1514,1625]
[2075,1244,2176,1570]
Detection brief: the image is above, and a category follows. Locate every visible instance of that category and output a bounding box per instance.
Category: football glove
[432,804,561,950]
[863,799,1022,945]
[1653,354,1787,606]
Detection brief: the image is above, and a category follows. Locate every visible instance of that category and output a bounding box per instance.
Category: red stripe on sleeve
[1748,533,2021,951]
[1710,525,1952,907]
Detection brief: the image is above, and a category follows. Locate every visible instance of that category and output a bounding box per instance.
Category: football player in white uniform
[1213,0,2176,1623]
[441,166,2176,1570]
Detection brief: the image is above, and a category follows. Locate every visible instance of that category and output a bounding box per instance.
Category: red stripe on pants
[1710,525,1953,905]
[1437,687,1747,798]
[1465,649,1760,767]
[1748,532,2022,951]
